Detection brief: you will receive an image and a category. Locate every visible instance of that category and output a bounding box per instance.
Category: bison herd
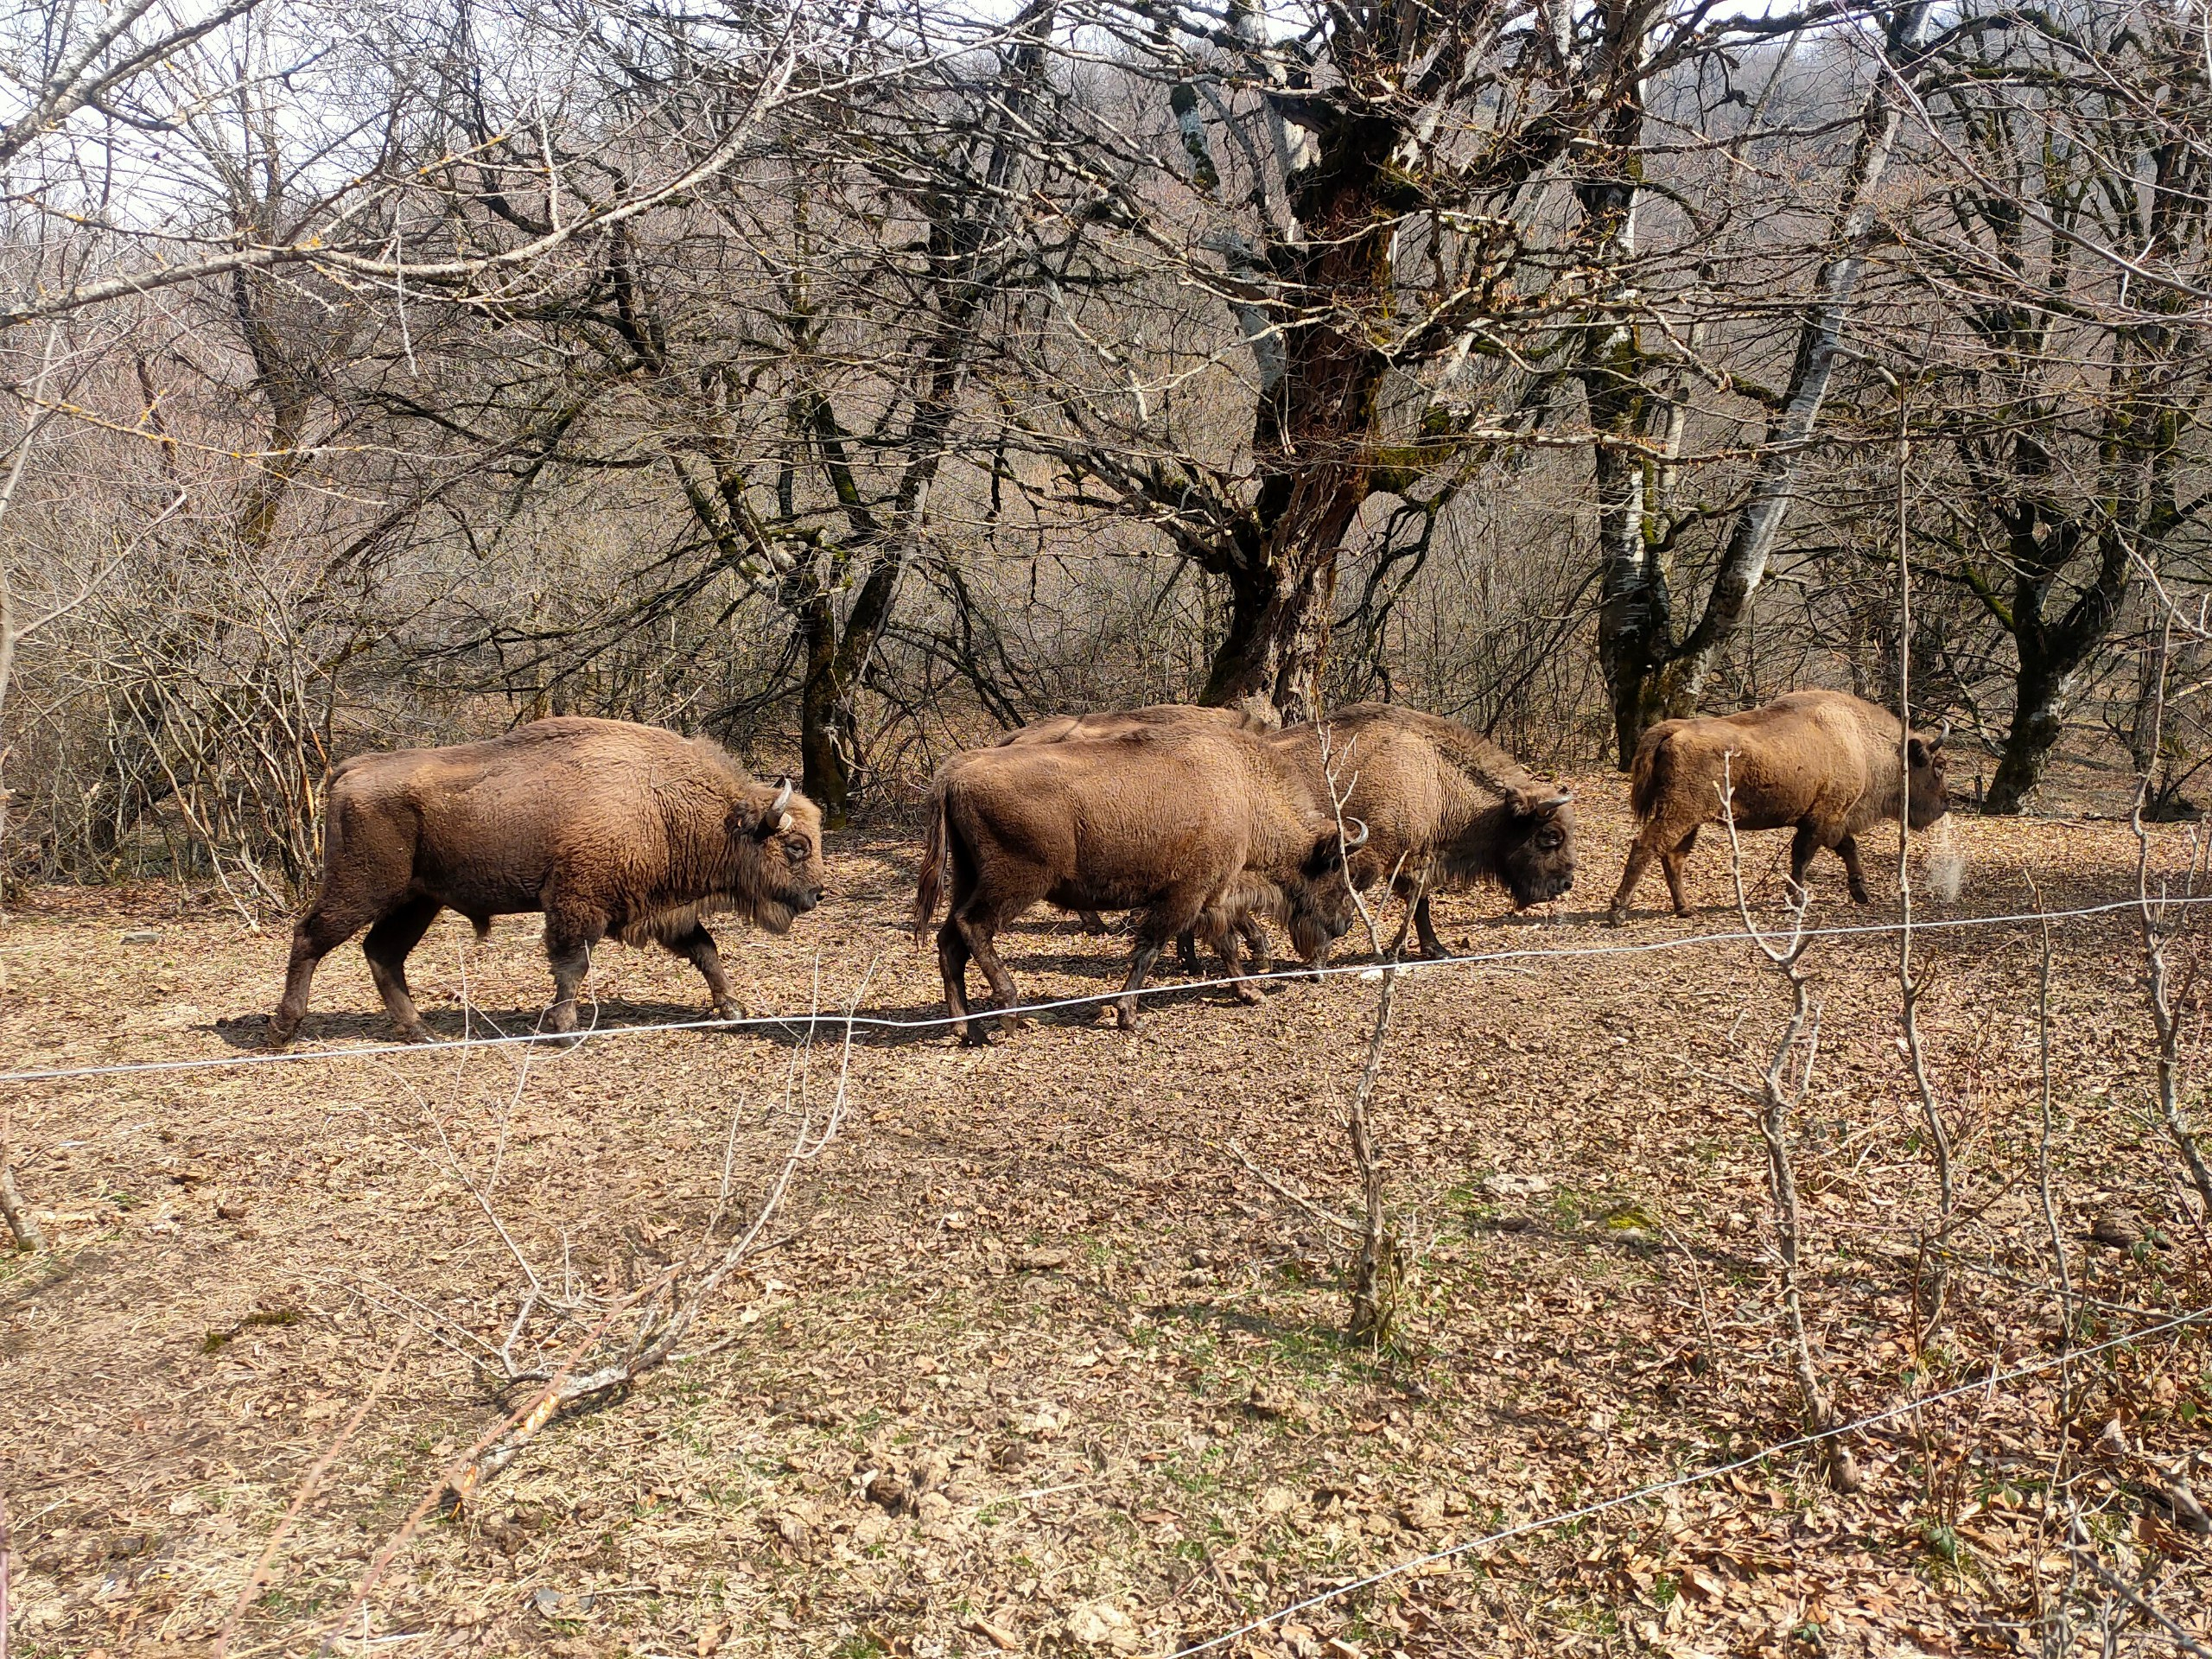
[266,690,1950,1048]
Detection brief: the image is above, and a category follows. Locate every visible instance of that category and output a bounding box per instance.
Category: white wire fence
[3,893,2202,1088]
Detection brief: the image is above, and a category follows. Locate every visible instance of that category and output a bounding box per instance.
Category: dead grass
[1,779,2207,1658]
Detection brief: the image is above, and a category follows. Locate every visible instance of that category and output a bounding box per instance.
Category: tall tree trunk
[1602,3,1933,763]
[1985,646,2068,812]
[1195,99,1391,720]
[798,588,851,824]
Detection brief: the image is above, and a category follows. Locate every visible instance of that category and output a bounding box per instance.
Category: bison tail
[1628,727,1672,822]
[912,785,950,947]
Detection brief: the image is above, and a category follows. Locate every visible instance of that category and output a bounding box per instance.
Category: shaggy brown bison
[1322,703,1577,956]
[1605,689,1949,924]
[995,701,1279,946]
[913,726,1363,1041]
[268,717,826,1046]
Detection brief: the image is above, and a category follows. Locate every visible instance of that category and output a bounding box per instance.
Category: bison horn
[769,778,794,817]
[1540,791,1571,812]
[1933,718,1950,751]
[1341,817,1370,850]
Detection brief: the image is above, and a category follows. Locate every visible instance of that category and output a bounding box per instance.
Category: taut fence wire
[2,893,2207,1088]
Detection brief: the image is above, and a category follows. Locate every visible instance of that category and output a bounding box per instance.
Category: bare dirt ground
[3,777,2208,1659]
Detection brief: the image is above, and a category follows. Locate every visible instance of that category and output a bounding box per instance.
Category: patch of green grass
[202,1306,301,1352]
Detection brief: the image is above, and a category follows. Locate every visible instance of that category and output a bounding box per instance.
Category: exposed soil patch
[3,782,2207,1656]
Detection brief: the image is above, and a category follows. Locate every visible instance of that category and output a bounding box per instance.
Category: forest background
[3,0,2209,901]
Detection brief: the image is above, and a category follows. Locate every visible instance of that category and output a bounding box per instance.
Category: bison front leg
[1412,893,1447,958]
[664,923,742,1021]
[1077,910,1111,935]
[540,917,604,1037]
[269,899,376,1048]
[1238,913,1272,974]
[361,898,443,1043]
[1116,941,1167,1030]
[1198,916,1262,1005]
[1834,833,1872,904]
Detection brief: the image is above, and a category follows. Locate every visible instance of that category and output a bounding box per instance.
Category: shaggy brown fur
[268,717,826,1046]
[913,726,1360,1042]
[995,701,1280,946]
[1606,689,1949,924]
[1321,703,1577,957]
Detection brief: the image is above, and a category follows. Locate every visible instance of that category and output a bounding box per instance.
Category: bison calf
[913,726,1361,1041]
[268,717,826,1046]
[1606,689,1948,925]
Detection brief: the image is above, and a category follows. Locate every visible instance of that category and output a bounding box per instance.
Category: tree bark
[1600,3,1933,764]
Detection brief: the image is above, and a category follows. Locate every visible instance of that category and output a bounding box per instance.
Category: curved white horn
[1934,718,1951,750]
[769,778,794,817]
[1541,791,1572,810]
[1341,817,1370,849]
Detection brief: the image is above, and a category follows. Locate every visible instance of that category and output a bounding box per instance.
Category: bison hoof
[1230,983,1262,1006]
[264,1015,298,1051]
[543,1004,578,1037]
[1604,908,1627,928]
[712,1000,745,1024]
[396,1022,435,1046]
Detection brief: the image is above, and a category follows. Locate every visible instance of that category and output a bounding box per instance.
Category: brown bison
[268,717,826,1046]
[1605,689,1949,924]
[1321,703,1578,956]
[995,700,1279,947]
[913,725,1363,1041]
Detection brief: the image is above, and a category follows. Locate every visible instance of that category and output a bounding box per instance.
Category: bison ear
[1306,833,1346,877]
[1907,737,1930,768]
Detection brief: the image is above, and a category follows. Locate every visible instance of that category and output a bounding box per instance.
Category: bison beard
[266,718,827,1046]
[1606,689,1950,924]
[913,728,1360,1042]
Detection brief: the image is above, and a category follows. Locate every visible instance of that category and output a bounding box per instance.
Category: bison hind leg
[952,912,1027,1037]
[362,897,443,1043]
[1607,825,1669,925]
[1659,829,1700,918]
[936,918,982,1045]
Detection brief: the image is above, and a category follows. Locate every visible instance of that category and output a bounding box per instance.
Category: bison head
[1497,787,1577,908]
[730,778,827,932]
[1280,822,1367,960]
[1904,723,1950,830]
